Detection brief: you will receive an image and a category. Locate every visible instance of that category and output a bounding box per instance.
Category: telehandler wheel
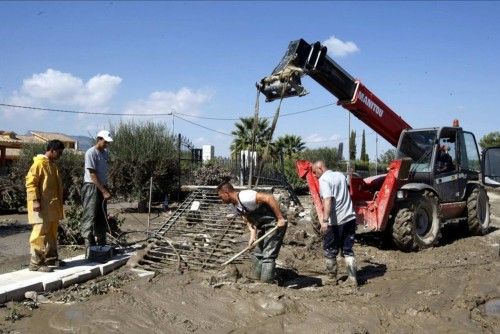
[391,191,441,252]
[465,187,490,235]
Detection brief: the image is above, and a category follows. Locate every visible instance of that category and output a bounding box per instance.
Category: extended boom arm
[257,39,411,146]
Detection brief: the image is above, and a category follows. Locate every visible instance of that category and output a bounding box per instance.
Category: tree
[360,129,369,162]
[479,132,500,149]
[109,121,178,211]
[301,147,341,170]
[230,117,271,158]
[379,148,396,165]
[349,130,357,161]
[274,134,306,158]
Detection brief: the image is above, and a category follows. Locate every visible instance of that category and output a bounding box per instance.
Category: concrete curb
[0,253,131,304]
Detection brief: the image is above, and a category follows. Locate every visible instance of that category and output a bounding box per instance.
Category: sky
[1,1,499,159]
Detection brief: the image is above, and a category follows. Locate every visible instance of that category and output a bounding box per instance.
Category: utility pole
[170,108,175,135]
[375,134,379,175]
[347,111,351,174]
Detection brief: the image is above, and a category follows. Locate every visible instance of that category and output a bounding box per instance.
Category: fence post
[177,133,181,201]
[147,176,153,229]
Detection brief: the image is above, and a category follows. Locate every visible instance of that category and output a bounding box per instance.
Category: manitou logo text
[358,92,384,117]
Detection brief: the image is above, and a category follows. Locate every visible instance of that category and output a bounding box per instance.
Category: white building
[202,145,214,162]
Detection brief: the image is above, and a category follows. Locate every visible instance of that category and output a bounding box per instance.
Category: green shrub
[1,143,46,211]
[1,143,84,211]
[59,200,84,245]
[108,121,178,211]
[282,158,306,190]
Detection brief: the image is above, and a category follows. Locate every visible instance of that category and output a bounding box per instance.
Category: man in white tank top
[217,182,287,283]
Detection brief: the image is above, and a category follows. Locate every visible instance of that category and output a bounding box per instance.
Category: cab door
[482,147,500,188]
[434,128,461,202]
[456,131,481,199]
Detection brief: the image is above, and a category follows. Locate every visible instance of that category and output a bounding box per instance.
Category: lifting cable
[254,79,289,187]
[248,88,261,187]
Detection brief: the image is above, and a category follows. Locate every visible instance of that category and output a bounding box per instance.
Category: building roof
[0,131,23,147]
[30,131,76,143]
[0,130,76,149]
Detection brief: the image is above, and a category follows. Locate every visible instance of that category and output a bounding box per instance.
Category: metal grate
[138,188,247,271]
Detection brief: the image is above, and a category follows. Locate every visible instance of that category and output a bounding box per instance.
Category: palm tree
[274,134,306,158]
[230,117,271,158]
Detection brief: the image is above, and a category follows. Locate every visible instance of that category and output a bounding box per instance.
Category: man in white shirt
[81,130,113,252]
[217,182,287,283]
[312,160,358,286]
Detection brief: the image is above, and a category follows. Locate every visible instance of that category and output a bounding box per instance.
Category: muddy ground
[1,191,499,333]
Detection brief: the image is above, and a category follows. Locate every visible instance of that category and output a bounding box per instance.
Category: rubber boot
[325,257,338,284]
[344,256,358,287]
[96,234,107,246]
[253,257,262,280]
[260,260,276,283]
[84,238,95,260]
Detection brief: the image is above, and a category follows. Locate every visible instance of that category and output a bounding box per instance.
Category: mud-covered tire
[465,187,490,235]
[391,191,441,252]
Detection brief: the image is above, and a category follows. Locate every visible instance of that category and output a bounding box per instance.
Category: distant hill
[72,135,94,152]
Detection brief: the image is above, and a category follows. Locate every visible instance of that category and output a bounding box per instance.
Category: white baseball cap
[97,130,113,142]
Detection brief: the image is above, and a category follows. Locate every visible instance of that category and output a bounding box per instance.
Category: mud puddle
[0,194,499,333]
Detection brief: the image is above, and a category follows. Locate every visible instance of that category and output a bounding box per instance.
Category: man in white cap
[81,130,113,253]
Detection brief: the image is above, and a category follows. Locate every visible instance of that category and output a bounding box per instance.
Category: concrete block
[41,277,62,292]
[61,267,101,288]
[129,268,155,279]
[0,281,44,304]
[99,256,129,275]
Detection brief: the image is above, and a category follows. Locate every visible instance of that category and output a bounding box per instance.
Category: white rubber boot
[344,256,358,287]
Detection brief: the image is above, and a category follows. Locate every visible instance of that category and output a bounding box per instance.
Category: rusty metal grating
[137,188,247,271]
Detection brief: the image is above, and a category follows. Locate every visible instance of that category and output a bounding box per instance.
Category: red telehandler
[258,39,500,251]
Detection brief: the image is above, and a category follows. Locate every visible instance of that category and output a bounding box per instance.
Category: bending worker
[217,182,287,283]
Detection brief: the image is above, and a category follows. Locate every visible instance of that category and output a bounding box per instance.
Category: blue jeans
[323,219,356,258]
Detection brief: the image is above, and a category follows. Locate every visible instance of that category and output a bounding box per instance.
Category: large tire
[466,187,490,235]
[391,191,441,252]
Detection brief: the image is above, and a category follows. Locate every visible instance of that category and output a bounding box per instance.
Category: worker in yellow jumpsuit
[25,140,65,272]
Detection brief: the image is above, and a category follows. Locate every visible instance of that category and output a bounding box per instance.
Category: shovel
[221,225,279,267]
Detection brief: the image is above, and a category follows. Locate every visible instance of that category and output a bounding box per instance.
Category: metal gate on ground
[136,188,247,272]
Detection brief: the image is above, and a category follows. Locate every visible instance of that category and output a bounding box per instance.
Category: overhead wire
[172,114,233,137]
[172,102,336,120]
[0,101,336,120]
[1,101,371,145]
[0,103,174,116]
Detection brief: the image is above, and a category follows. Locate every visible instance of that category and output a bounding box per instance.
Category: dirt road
[1,192,499,333]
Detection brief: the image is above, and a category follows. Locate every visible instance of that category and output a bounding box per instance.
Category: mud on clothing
[82,146,109,245]
[25,154,64,265]
[323,219,356,258]
[235,190,286,277]
[318,170,357,259]
[81,183,108,245]
[318,170,356,226]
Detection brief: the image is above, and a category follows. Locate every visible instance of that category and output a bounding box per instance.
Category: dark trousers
[323,219,356,258]
[253,222,287,262]
[81,183,107,245]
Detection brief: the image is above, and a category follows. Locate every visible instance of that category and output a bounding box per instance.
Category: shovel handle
[221,226,280,267]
